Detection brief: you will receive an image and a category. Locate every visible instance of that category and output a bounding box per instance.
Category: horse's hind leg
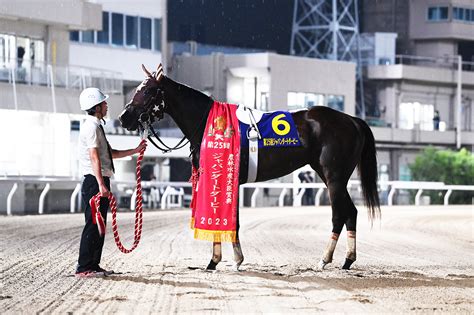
[318,232,340,269]
[342,206,357,270]
[318,182,357,270]
[206,242,222,271]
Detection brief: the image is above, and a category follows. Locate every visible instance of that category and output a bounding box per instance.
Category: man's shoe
[95,266,114,276]
[75,270,105,278]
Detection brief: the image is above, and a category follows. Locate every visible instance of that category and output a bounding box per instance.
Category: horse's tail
[356,119,381,224]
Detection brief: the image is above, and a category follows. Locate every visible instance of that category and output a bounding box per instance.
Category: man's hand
[99,183,110,197]
[135,141,147,154]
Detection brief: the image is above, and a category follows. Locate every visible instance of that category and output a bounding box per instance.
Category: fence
[1,176,473,215]
[0,58,123,111]
[395,54,474,72]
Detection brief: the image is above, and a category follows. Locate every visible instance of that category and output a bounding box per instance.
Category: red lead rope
[90,139,147,253]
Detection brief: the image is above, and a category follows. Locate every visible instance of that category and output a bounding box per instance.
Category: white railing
[0,58,123,111]
[395,54,474,72]
[1,176,472,215]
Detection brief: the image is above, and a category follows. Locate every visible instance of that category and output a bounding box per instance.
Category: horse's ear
[155,63,164,82]
[141,64,152,77]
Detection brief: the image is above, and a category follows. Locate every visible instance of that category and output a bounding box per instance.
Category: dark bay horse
[119,64,380,271]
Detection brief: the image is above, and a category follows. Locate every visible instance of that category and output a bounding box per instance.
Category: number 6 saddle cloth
[237,105,302,183]
[237,106,302,148]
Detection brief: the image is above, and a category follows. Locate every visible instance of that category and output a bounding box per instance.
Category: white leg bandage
[346,231,356,261]
[322,233,339,263]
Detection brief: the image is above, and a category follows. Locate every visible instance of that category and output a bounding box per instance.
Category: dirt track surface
[1,205,473,313]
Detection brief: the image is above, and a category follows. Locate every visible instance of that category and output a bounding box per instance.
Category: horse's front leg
[232,240,244,271]
[206,242,222,271]
[231,205,244,271]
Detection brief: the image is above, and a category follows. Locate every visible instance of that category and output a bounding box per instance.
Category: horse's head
[119,64,165,131]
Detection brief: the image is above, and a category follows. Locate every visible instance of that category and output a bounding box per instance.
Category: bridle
[136,73,206,154]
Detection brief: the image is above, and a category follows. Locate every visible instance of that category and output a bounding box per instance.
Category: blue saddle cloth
[239,111,301,148]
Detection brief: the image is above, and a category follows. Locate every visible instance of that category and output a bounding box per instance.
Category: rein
[139,120,189,153]
[90,138,147,253]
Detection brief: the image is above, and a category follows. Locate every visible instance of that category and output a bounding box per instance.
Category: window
[453,7,464,20]
[399,165,411,181]
[0,36,5,65]
[154,18,161,51]
[327,95,344,111]
[398,102,434,130]
[140,17,152,49]
[68,11,162,53]
[30,39,45,67]
[82,31,94,43]
[97,12,109,44]
[427,6,448,21]
[112,13,124,45]
[288,92,324,110]
[126,16,138,47]
[69,31,79,42]
[453,7,474,22]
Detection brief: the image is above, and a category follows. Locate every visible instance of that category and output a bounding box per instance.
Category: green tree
[408,147,474,204]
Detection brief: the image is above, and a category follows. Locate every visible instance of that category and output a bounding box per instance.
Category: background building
[0,0,473,213]
[167,0,474,183]
[0,0,170,213]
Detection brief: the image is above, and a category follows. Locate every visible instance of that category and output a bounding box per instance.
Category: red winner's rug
[191,101,240,242]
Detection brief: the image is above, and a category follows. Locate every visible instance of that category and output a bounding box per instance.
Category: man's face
[100,101,108,117]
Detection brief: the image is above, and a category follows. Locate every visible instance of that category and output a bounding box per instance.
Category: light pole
[456,55,462,149]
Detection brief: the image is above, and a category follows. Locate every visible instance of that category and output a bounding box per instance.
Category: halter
[137,72,207,154]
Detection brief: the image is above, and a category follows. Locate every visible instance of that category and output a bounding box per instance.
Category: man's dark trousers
[77,175,110,273]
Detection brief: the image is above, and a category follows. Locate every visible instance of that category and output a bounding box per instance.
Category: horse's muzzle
[118,108,138,131]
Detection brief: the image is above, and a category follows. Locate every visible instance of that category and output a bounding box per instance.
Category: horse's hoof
[318,259,328,270]
[232,263,242,272]
[341,258,354,270]
[206,260,217,271]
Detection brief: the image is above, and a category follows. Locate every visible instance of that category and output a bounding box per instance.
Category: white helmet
[79,87,109,111]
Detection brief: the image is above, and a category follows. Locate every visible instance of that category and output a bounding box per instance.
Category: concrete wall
[367,64,474,87]
[414,40,458,59]
[0,0,102,30]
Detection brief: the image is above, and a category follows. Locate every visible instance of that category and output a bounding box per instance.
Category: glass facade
[140,17,152,49]
[126,15,138,47]
[82,31,94,43]
[398,102,435,131]
[327,95,344,112]
[154,18,162,51]
[70,11,162,53]
[111,13,124,45]
[97,11,109,44]
[70,31,79,42]
[453,7,474,22]
[287,92,326,110]
[427,6,448,21]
